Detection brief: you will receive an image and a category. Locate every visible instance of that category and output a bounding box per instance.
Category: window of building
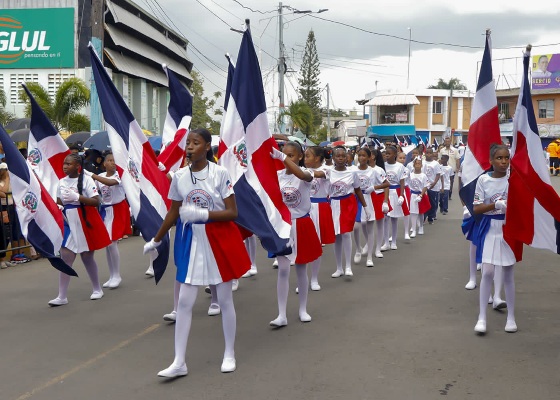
[48,73,76,99]
[10,73,39,103]
[538,99,554,119]
[498,102,510,120]
[433,101,442,114]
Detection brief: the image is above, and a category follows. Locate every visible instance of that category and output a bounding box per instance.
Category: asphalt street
[1,179,559,400]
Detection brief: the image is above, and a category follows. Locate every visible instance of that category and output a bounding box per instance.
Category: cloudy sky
[135,0,560,113]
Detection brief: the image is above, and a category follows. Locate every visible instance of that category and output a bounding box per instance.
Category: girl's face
[491,148,510,174]
[103,154,116,172]
[413,159,422,172]
[357,150,370,166]
[346,152,353,165]
[397,153,406,164]
[411,150,419,159]
[186,132,211,163]
[333,148,347,167]
[282,144,302,165]
[63,155,80,177]
[304,149,321,168]
[385,149,396,162]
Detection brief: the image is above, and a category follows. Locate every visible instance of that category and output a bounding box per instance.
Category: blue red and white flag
[22,85,70,200]
[503,46,560,260]
[218,30,291,255]
[157,64,192,172]
[432,137,439,149]
[89,44,171,283]
[0,124,76,276]
[459,31,502,216]
[393,134,401,146]
[416,134,425,147]
[401,136,408,146]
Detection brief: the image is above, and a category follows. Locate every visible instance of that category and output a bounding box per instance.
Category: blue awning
[367,124,416,137]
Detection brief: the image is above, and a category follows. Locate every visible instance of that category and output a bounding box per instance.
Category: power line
[231,0,277,14]
[194,0,235,30]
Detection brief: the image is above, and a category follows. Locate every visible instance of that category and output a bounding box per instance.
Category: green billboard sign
[0,8,74,69]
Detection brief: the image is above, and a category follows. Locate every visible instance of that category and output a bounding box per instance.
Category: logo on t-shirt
[281,186,302,208]
[386,171,398,185]
[331,181,350,197]
[310,179,319,196]
[101,185,112,203]
[187,189,214,210]
[358,175,370,190]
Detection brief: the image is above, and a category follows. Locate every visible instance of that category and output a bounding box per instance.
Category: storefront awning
[370,95,420,106]
[367,124,417,137]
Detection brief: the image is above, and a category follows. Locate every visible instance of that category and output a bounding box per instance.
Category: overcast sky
[135,0,560,113]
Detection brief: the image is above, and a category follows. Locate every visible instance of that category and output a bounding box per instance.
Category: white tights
[57,248,101,299]
[468,243,477,285]
[353,221,375,260]
[105,241,121,281]
[478,264,515,323]
[245,235,257,268]
[383,218,399,246]
[309,256,321,286]
[334,232,352,272]
[172,281,236,367]
[410,213,424,233]
[273,256,309,321]
[403,215,410,238]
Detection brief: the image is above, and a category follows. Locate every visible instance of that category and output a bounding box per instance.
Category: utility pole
[326,83,331,141]
[447,87,453,136]
[278,2,286,134]
[90,0,104,133]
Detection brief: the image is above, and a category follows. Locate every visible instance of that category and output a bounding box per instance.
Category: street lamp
[407,27,411,89]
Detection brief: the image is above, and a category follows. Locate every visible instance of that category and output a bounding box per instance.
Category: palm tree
[0,87,15,127]
[280,100,315,136]
[19,77,90,132]
[428,78,467,90]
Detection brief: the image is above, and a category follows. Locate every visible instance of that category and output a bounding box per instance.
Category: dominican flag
[89,45,171,283]
[393,134,402,146]
[503,46,560,260]
[432,137,439,149]
[459,31,501,216]
[218,29,291,255]
[401,136,408,146]
[0,125,76,276]
[157,64,192,172]
[22,85,70,200]
[217,54,235,159]
[416,134,425,147]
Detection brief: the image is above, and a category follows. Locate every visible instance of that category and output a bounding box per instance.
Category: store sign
[532,54,560,90]
[0,8,74,68]
[395,113,407,122]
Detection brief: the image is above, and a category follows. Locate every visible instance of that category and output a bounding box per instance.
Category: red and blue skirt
[63,205,111,253]
[310,198,335,245]
[100,200,132,241]
[331,194,358,235]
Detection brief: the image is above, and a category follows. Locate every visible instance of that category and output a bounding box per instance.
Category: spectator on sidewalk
[438,136,461,200]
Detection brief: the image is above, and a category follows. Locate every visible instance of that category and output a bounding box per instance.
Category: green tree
[20,77,90,132]
[281,100,315,136]
[310,124,328,143]
[428,78,467,90]
[298,30,322,127]
[0,87,15,127]
[320,107,348,118]
[190,70,221,132]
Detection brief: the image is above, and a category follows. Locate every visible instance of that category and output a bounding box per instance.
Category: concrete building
[1,0,193,134]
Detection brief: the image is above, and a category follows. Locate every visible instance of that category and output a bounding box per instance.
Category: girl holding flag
[144,128,250,377]
[49,154,111,306]
[381,146,407,251]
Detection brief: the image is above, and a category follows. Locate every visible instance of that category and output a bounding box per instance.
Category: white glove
[462,205,471,219]
[270,148,287,161]
[364,186,375,194]
[415,195,423,203]
[83,169,93,177]
[179,203,209,223]
[494,199,507,211]
[158,161,166,171]
[57,204,64,211]
[382,202,390,214]
[61,188,80,203]
[397,196,405,206]
[143,238,162,255]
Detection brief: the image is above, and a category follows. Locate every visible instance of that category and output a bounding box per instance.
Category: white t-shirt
[278,168,312,219]
[384,162,405,187]
[353,166,377,192]
[409,172,429,193]
[96,171,126,205]
[309,166,330,199]
[440,165,453,190]
[328,168,360,198]
[424,160,443,191]
[473,173,508,216]
[371,165,388,194]
[168,163,234,212]
[57,175,99,205]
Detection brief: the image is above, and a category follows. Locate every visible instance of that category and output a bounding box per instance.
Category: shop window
[538,100,554,119]
[433,101,442,114]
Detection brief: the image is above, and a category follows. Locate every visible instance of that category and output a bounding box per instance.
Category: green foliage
[0,87,15,127]
[19,77,90,132]
[428,78,467,90]
[281,100,315,136]
[310,124,328,143]
[298,30,322,127]
[190,70,221,131]
[320,108,347,118]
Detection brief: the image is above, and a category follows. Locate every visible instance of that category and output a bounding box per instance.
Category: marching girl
[48,153,111,306]
[397,152,413,240]
[85,151,131,289]
[316,146,368,278]
[269,142,322,326]
[353,147,390,266]
[381,146,407,251]
[145,128,250,377]
[408,157,431,237]
[472,144,516,334]
[304,146,335,291]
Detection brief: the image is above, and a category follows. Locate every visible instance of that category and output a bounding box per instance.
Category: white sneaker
[361,244,368,255]
[102,279,112,288]
[493,299,507,310]
[249,266,258,276]
[90,290,104,300]
[390,243,398,250]
[380,244,390,252]
[158,363,188,378]
[310,282,321,291]
[221,358,236,373]
[208,303,221,316]
[505,320,518,333]
[353,252,362,264]
[465,281,476,290]
[375,251,384,258]
[108,277,122,289]
[299,312,312,322]
[404,234,411,240]
[231,279,239,292]
[488,295,493,304]
[272,259,278,268]
[48,297,68,307]
[295,287,299,294]
[163,311,177,321]
[269,317,288,327]
[145,266,154,277]
[331,270,344,278]
[388,236,392,242]
[344,268,353,276]
[241,270,252,278]
[366,259,374,267]
[474,320,487,334]
[418,226,424,235]
[410,231,416,238]
[476,263,481,271]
